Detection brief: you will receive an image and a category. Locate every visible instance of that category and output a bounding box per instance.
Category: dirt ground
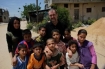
[0,21,105,69]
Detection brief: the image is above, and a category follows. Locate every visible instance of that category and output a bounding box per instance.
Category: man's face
[48,10,58,23]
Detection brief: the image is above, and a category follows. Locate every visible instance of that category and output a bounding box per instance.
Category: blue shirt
[13,56,28,69]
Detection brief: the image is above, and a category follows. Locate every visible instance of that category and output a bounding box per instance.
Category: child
[13,29,35,66]
[66,40,84,69]
[63,28,75,48]
[52,29,66,56]
[45,38,65,69]
[13,44,28,69]
[27,42,45,69]
[15,29,35,55]
[52,29,67,69]
[68,29,98,69]
[34,25,46,48]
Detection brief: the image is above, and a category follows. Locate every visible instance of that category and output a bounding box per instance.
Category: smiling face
[13,19,20,29]
[48,10,58,25]
[69,44,77,53]
[18,48,27,58]
[46,39,56,51]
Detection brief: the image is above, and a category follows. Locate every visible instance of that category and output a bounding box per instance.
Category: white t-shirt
[66,51,79,69]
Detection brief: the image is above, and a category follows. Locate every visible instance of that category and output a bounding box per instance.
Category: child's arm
[45,65,51,69]
[51,64,60,69]
[66,53,84,68]
[89,45,97,69]
[59,54,65,66]
[12,54,18,66]
[27,54,34,69]
[70,63,84,68]
[44,46,53,59]
[67,47,72,58]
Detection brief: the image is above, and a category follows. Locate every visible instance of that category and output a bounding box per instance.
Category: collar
[17,56,27,66]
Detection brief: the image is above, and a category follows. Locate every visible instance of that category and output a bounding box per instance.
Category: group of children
[12,25,98,69]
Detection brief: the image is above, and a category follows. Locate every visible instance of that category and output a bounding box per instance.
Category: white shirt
[66,51,79,69]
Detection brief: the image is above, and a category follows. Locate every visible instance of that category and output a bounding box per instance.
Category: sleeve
[66,53,71,66]
[27,54,34,69]
[63,43,67,56]
[12,60,19,69]
[6,34,13,52]
[89,45,97,64]
[13,65,18,69]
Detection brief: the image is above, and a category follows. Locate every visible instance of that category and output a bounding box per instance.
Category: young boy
[27,42,45,69]
[34,25,46,48]
[13,29,35,66]
[13,44,28,69]
[51,29,67,69]
[15,29,35,55]
[66,40,84,69]
[45,38,65,69]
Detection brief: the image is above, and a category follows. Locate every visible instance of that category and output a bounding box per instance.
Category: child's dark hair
[18,44,27,51]
[65,28,71,33]
[38,25,46,31]
[78,29,87,35]
[68,40,78,49]
[33,42,43,50]
[22,29,31,36]
[51,29,60,35]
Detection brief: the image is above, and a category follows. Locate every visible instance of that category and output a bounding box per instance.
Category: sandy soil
[0,21,104,69]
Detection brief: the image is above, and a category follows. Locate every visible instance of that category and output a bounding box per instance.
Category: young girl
[63,28,75,48]
[77,29,98,69]
[45,38,65,69]
[68,29,98,69]
[27,42,45,69]
[6,17,23,62]
[66,40,84,69]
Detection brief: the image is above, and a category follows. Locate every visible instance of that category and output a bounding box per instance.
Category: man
[45,9,67,40]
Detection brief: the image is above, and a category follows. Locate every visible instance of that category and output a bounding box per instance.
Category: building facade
[44,0,105,21]
[0,8,9,23]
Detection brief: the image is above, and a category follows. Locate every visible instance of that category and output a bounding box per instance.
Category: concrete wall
[54,2,105,21]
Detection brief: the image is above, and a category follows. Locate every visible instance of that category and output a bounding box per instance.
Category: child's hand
[55,45,58,49]
[68,51,72,58]
[51,64,59,69]
[67,47,72,58]
[78,64,84,68]
[12,56,17,66]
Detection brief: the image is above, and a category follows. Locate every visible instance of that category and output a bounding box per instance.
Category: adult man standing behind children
[45,9,67,40]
